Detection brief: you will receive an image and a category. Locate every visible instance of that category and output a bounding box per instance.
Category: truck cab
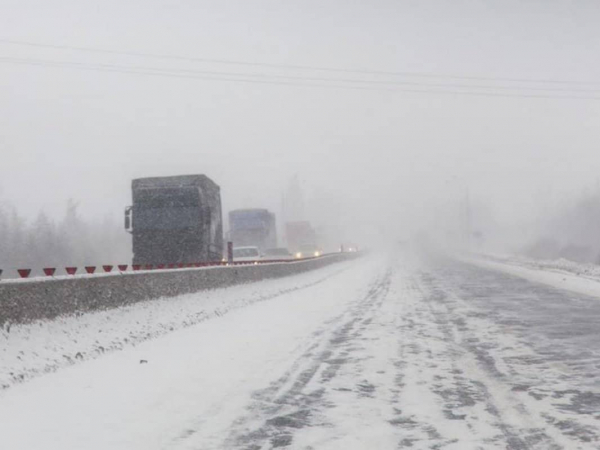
[125,174,223,265]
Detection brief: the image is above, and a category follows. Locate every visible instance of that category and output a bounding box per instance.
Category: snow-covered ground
[3,252,600,449]
[479,253,600,280]
[0,260,356,389]
[466,253,600,299]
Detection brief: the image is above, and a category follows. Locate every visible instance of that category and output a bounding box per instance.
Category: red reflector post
[17,269,31,278]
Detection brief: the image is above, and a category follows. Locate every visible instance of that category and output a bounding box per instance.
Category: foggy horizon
[2,0,600,252]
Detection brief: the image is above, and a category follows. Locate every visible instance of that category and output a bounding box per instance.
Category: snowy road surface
[2,254,600,449]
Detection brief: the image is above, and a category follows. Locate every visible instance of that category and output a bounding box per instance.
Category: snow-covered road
[2,253,600,449]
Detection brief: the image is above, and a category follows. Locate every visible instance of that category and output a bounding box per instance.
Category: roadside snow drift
[0,259,356,389]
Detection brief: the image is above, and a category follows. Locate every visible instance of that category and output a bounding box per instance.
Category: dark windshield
[233,248,260,257]
[133,188,201,230]
[230,211,269,229]
[135,188,199,208]
[264,248,290,256]
[134,207,201,230]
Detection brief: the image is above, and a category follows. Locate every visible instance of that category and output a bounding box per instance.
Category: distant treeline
[0,200,130,275]
[524,188,600,264]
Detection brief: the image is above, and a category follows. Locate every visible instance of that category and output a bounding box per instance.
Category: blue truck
[228,209,277,252]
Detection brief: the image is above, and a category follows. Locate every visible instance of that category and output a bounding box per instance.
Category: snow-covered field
[3,252,600,449]
[480,253,600,280]
[466,253,600,299]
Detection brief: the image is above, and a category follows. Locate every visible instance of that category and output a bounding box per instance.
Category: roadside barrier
[17,269,31,279]
[0,253,360,326]
[0,256,335,280]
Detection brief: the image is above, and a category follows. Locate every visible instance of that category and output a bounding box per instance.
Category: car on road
[262,248,294,260]
[294,244,322,259]
[232,246,261,262]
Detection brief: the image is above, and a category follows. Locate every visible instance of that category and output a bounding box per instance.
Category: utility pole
[465,188,472,252]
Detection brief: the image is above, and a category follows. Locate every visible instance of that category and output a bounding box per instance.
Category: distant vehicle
[285,221,317,253]
[229,209,277,251]
[263,248,294,260]
[125,174,223,265]
[343,243,359,252]
[232,246,261,262]
[295,243,322,259]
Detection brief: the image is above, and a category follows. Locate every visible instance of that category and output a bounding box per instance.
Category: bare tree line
[0,200,130,277]
[525,186,600,263]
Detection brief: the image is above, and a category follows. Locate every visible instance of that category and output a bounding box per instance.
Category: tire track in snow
[175,254,600,449]
[412,272,557,449]
[216,256,559,449]
[219,266,394,449]
[415,260,600,449]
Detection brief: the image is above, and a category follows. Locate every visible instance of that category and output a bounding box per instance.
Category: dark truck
[229,209,277,251]
[125,174,223,265]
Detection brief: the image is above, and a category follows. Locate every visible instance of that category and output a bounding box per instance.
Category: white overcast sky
[1,0,599,244]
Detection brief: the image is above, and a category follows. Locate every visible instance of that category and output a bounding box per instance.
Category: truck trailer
[125,174,223,265]
[228,209,277,251]
[285,220,317,253]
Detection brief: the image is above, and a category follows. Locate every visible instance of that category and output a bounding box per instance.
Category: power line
[2,55,599,100]
[1,37,599,86]
[2,56,600,94]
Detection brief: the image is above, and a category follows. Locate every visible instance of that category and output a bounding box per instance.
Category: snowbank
[0,259,357,390]
[465,252,600,299]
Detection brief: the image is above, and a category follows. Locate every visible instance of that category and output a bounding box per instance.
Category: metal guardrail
[0,256,331,280]
[0,252,360,326]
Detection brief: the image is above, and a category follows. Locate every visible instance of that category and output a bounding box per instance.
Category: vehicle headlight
[314,251,320,257]
[295,252,302,258]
